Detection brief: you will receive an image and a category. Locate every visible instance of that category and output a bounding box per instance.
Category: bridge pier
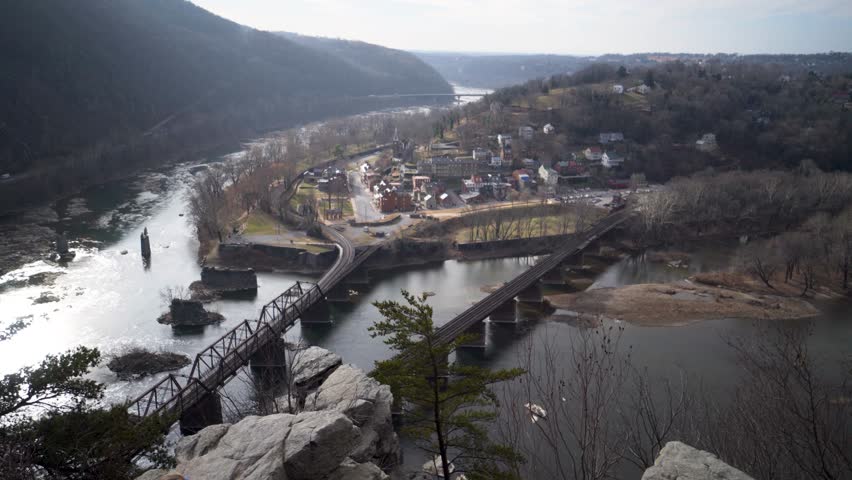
[564,251,584,268]
[301,300,332,324]
[179,391,223,436]
[540,268,566,286]
[516,282,544,304]
[250,336,287,370]
[489,299,518,324]
[457,321,486,349]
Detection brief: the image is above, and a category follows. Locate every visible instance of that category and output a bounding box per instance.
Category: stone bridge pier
[489,299,518,323]
[249,336,287,370]
[457,321,486,349]
[301,300,332,324]
[179,391,223,436]
[516,282,544,304]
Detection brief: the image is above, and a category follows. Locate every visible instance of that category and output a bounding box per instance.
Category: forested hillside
[0,0,451,209]
[417,51,852,90]
[452,60,851,179]
[279,33,449,94]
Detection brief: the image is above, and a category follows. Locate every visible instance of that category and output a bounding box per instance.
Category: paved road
[348,170,383,222]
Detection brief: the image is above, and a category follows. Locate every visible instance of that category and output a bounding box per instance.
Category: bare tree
[498,325,629,480]
[696,326,852,480]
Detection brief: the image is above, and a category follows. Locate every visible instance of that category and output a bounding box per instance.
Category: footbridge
[127,225,379,432]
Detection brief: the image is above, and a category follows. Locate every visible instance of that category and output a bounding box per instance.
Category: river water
[1,88,850,473]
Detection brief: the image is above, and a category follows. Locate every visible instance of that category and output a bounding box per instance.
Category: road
[348,169,383,222]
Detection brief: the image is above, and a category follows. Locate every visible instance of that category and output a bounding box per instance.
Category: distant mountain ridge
[277,32,449,94]
[0,0,452,176]
[416,51,852,89]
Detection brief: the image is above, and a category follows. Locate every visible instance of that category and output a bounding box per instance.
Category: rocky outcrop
[135,349,399,480]
[137,411,390,480]
[290,346,342,389]
[642,442,754,480]
[157,299,224,326]
[304,364,399,465]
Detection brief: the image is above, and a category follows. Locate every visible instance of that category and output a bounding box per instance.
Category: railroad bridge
[127,225,379,434]
[420,210,632,351]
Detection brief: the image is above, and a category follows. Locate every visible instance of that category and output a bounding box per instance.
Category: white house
[543,123,555,135]
[538,165,558,186]
[696,133,718,152]
[518,126,534,141]
[497,134,512,147]
[584,146,603,162]
[634,84,651,95]
[612,84,624,94]
[472,148,491,163]
[601,151,624,169]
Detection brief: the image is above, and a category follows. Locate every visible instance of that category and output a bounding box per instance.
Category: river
[0,87,850,474]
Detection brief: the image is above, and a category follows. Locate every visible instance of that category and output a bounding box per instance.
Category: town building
[472,148,492,164]
[416,156,480,179]
[584,146,603,162]
[521,158,539,170]
[696,133,718,152]
[518,125,534,141]
[538,165,559,187]
[543,123,555,135]
[377,189,413,213]
[599,132,625,144]
[412,175,431,192]
[601,151,625,169]
[612,84,624,94]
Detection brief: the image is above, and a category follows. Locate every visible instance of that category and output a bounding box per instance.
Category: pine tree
[370,291,524,479]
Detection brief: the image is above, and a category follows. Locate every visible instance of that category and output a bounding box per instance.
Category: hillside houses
[601,151,624,169]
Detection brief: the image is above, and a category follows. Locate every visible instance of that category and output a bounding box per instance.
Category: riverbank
[546,277,821,327]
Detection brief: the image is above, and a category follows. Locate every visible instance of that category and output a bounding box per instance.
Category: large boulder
[642,441,754,480]
[154,412,359,480]
[290,346,343,389]
[305,364,399,465]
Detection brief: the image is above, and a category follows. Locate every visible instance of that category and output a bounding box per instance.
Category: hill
[444,61,851,181]
[0,0,451,210]
[416,51,852,90]
[278,33,449,94]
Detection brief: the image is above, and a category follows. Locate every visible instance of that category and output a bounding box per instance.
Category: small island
[107,348,191,379]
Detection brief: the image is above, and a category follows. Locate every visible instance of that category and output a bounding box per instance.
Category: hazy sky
[191,0,852,55]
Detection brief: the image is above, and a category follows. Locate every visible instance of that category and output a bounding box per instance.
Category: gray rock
[164,412,358,480]
[642,441,754,480]
[174,423,230,464]
[305,364,399,464]
[327,458,389,480]
[290,346,342,388]
[284,411,360,479]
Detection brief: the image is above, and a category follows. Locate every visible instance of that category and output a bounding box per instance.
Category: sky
[191,0,852,55]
